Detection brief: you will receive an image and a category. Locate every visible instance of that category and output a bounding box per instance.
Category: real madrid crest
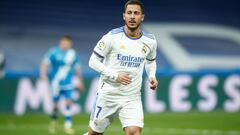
[142,44,147,54]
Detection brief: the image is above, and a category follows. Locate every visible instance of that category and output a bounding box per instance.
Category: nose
[130,13,135,18]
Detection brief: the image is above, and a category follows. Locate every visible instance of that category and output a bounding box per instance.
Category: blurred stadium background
[0,0,240,135]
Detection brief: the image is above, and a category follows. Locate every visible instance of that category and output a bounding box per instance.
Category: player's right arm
[89,33,131,85]
[40,62,48,80]
[89,33,118,82]
[40,48,53,80]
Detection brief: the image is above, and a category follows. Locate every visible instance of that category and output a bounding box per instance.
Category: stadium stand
[0,0,239,77]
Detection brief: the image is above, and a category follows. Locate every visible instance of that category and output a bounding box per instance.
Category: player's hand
[76,83,84,92]
[117,72,132,85]
[149,77,158,90]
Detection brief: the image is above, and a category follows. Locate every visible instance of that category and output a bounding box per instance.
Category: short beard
[125,22,141,32]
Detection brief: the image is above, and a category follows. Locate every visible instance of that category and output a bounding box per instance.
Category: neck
[60,47,69,51]
[124,25,141,38]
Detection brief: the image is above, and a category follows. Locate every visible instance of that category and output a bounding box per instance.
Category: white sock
[83,132,88,135]
[64,121,72,128]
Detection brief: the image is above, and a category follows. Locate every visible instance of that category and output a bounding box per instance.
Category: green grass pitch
[0,112,240,135]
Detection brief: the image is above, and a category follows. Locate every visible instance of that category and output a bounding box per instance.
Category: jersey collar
[123,27,142,40]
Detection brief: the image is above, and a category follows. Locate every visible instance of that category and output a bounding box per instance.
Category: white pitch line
[0,124,240,135]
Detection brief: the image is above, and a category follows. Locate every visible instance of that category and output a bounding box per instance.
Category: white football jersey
[93,26,157,101]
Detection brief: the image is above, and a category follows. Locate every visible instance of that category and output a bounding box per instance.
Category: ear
[141,14,145,22]
[123,13,126,21]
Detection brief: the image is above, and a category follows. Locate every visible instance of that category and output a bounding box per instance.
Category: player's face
[59,39,72,50]
[123,4,144,30]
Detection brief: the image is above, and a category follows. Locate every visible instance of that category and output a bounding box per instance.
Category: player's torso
[99,31,153,100]
[105,32,152,78]
[51,50,68,67]
[50,48,76,86]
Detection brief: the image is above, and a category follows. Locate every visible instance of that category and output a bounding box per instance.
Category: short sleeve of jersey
[146,39,157,61]
[42,47,56,65]
[93,32,112,58]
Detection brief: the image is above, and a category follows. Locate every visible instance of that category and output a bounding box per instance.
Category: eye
[134,11,140,15]
[127,11,132,14]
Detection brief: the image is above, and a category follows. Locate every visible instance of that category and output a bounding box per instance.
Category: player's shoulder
[101,26,124,41]
[141,31,157,50]
[68,48,77,54]
[48,46,59,54]
[109,26,124,35]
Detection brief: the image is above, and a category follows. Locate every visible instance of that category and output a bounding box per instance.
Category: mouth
[129,21,136,25]
[129,19,136,22]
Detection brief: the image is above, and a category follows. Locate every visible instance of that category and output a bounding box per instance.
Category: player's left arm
[74,55,84,92]
[145,39,158,90]
[145,60,158,90]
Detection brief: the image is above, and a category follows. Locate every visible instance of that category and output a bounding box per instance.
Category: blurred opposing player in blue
[40,35,84,134]
[85,0,158,135]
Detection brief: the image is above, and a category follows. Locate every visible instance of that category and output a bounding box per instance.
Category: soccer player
[85,0,158,135]
[40,35,84,134]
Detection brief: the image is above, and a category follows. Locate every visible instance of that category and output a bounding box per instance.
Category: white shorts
[89,93,144,133]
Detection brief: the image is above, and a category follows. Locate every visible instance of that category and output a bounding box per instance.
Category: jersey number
[96,106,102,118]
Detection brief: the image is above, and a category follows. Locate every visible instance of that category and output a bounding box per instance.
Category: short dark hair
[123,0,144,14]
[60,35,72,41]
